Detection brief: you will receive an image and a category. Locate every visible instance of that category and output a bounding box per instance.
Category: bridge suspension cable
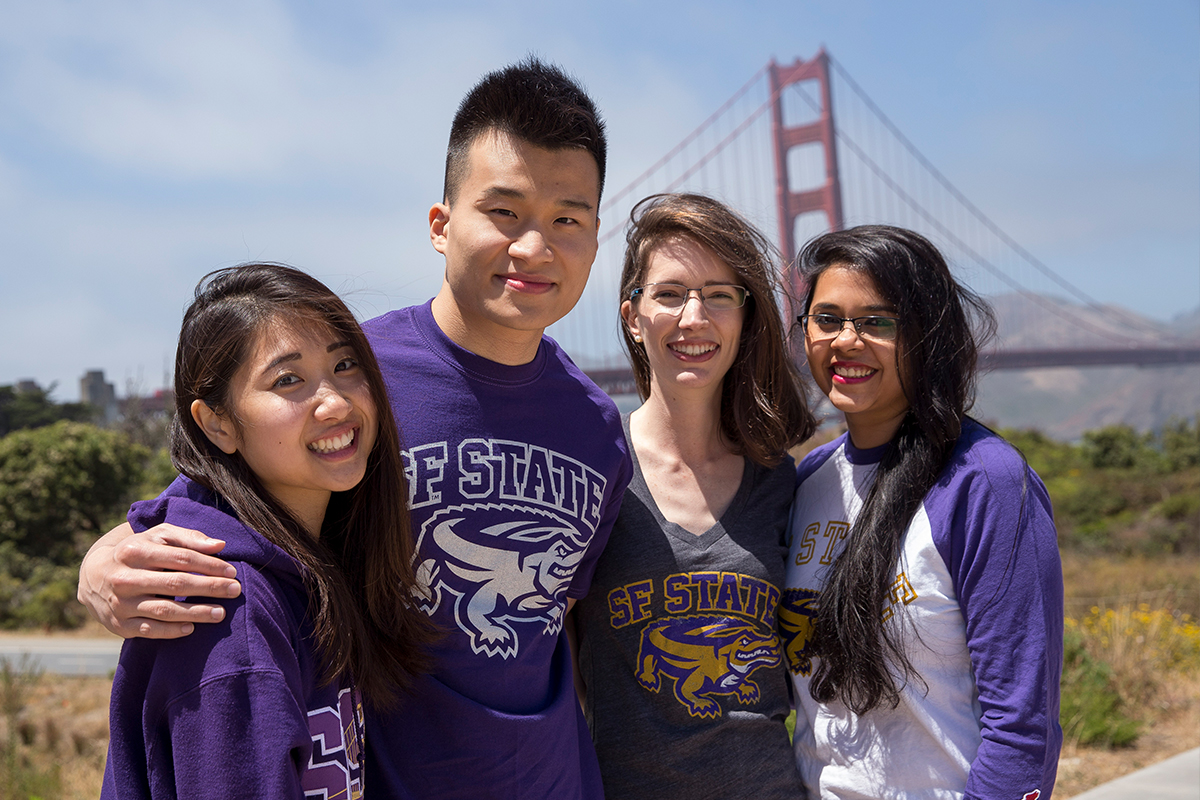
[548,52,1182,371]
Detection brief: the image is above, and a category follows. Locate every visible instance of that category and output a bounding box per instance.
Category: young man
[78,58,631,800]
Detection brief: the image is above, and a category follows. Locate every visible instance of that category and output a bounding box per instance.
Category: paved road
[0,636,122,676]
[1071,747,1199,800]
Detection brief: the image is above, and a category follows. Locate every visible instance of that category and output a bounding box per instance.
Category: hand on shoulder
[77,521,242,639]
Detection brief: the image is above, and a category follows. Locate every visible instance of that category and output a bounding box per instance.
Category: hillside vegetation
[1002,418,1200,779]
[0,410,1197,797]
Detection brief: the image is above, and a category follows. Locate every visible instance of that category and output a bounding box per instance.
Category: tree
[1081,425,1156,471]
[0,421,147,564]
[0,384,94,437]
[1160,415,1200,471]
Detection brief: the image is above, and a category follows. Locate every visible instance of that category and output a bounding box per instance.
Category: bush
[0,421,148,564]
[1059,626,1141,747]
[137,446,178,501]
[1061,602,1200,749]
[1161,415,1200,471]
[1001,423,1200,556]
[1081,425,1151,470]
[0,545,90,630]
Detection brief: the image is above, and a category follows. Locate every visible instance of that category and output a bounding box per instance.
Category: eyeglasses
[799,313,900,341]
[631,283,750,313]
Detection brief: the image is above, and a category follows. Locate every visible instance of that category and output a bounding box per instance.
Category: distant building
[80,370,119,424]
[121,388,175,421]
[15,379,40,394]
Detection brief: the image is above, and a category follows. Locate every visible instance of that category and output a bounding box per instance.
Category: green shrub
[1161,415,1200,471]
[1059,627,1141,748]
[0,421,148,564]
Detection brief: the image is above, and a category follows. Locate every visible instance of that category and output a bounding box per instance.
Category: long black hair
[171,262,433,707]
[798,225,996,713]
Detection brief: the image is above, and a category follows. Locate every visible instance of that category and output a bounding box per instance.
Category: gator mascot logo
[413,503,587,659]
[779,588,820,676]
[635,615,780,718]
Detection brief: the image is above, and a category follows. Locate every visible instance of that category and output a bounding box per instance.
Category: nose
[509,224,553,265]
[314,382,352,419]
[677,292,710,327]
[831,322,864,348]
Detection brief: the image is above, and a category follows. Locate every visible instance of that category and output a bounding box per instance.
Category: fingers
[105,598,234,640]
[78,522,243,640]
[90,572,241,640]
[106,559,241,603]
[113,525,240,581]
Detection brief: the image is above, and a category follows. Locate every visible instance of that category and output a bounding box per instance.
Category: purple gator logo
[413,503,588,659]
[635,614,781,718]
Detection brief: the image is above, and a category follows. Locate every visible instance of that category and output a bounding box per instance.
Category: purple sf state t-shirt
[362,301,631,800]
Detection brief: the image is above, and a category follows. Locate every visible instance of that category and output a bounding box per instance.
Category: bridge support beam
[769,49,844,271]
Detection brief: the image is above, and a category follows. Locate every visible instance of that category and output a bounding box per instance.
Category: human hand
[77,522,242,639]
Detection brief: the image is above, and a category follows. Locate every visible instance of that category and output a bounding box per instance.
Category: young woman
[102,264,433,799]
[571,193,816,799]
[783,226,1063,798]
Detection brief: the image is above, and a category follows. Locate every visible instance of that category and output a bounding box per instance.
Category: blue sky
[2,0,1197,400]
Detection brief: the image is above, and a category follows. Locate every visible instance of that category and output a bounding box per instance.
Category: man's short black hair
[443,56,607,206]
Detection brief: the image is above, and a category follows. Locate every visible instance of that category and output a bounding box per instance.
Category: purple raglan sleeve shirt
[927,422,1064,798]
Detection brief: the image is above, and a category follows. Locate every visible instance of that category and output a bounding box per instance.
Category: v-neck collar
[624,415,755,551]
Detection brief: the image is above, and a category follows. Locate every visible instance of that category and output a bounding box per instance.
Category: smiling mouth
[308,429,355,454]
[670,342,717,357]
[832,364,876,379]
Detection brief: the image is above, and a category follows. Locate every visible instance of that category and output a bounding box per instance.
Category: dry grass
[1062,551,1200,619]
[1,670,111,799]
[1054,552,1200,796]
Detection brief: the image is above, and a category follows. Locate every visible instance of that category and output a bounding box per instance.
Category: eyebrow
[264,352,302,372]
[811,301,895,313]
[479,186,595,213]
[260,340,353,374]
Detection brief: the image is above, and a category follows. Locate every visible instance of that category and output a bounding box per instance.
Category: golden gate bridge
[544,51,1200,395]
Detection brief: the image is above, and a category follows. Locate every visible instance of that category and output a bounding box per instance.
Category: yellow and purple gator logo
[635,615,781,718]
[778,588,820,677]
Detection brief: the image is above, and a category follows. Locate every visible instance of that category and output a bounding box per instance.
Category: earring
[632,333,642,343]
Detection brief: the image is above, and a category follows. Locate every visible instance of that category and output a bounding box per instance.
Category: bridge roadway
[583,346,1200,396]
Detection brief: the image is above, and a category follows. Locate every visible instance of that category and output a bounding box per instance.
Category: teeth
[833,365,875,378]
[309,430,354,453]
[671,342,716,356]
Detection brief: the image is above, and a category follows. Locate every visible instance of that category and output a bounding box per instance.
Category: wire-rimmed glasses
[798,313,900,341]
[631,283,750,314]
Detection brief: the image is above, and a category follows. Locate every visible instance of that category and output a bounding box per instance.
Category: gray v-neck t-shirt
[574,418,804,799]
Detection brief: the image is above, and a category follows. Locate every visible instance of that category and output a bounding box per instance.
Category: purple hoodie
[102,476,364,799]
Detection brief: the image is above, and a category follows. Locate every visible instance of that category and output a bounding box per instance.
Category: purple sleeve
[153,670,311,799]
[794,435,844,488]
[929,428,1064,799]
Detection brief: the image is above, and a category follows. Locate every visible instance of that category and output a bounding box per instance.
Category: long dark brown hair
[798,225,996,714]
[619,193,815,466]
[171,262,433,707]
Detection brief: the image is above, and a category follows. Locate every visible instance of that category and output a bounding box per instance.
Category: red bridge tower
[769,50,844,277]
